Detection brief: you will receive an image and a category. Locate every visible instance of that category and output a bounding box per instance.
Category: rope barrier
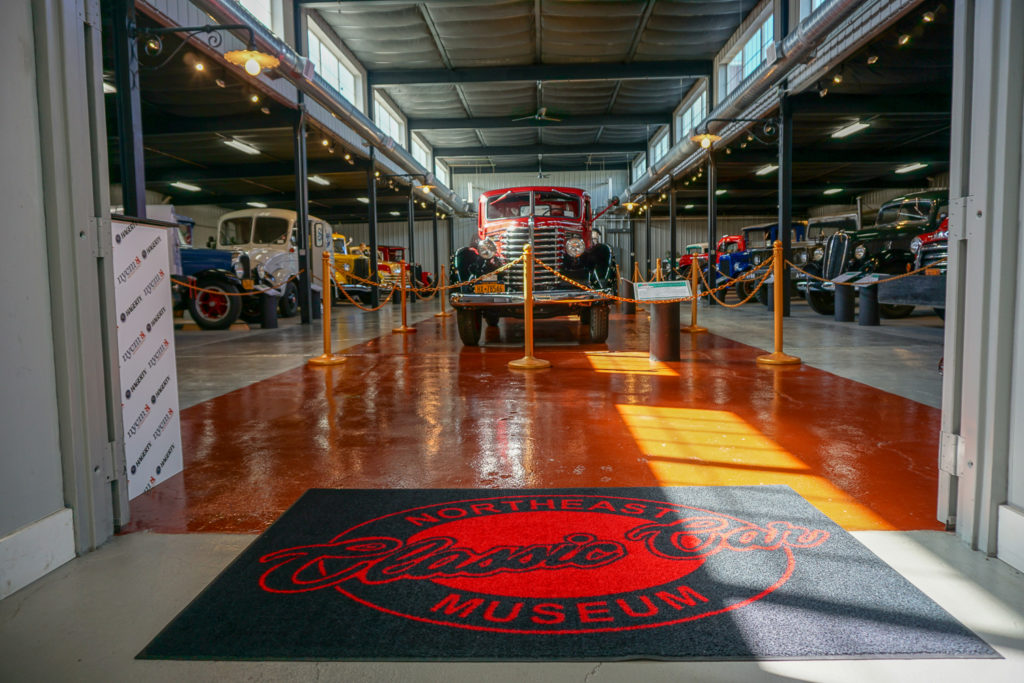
[335,282,396,311]
[171,270,303,298]
[697,259,775,308]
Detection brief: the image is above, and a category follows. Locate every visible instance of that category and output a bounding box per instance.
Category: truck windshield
[219,216,252,246]
[535,191,579,218]
[487,191,531,219]
[252,216,291,244]
[485,191,581,219]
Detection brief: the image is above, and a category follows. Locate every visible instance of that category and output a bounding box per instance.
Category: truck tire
[806,289,834,315]
[879,303,915,319]
[189,279,241,330]
[484,312,500,327]
[278,282,299,317]
[588,305,609,343]
[735,277,756,302]
[456,309,483,346]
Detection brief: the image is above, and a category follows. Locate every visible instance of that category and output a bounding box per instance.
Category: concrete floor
[1,297,1021,682]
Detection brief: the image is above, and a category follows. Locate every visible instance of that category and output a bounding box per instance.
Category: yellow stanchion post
[392,259,416,334]
[632,261,641,282]
[757,241,801,366]
[308,252,346,366]
[509,245,550,370]
[655,258,663,282]
[434,264,452,318]
[681,261,707,333]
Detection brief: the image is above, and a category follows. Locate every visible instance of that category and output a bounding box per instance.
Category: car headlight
[795,251,808,264]
[565,237,585,258]
[853,244,867,259]
[752,254,762,264]
[476,238,498,259]
[233,260,245,278]
[812,246,824,261]
[910,236,923,255]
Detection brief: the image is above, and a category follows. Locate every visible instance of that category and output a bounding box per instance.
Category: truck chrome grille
[500,227,564,289]
[823,233,849,280]
[920,242,948,268]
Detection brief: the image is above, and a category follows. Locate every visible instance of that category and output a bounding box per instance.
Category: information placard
[635,281,692,301]
[111,218,183,499]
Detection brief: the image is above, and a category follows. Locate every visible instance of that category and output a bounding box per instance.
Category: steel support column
[408,185,416,266]
[110,0,145,218]
[431,198,439,282]
[644,196,652,279]
[367,150,380,307]
[706,153,717,303]
[293,111,312,324]
[778,88,793,316]
[668,179,677,278]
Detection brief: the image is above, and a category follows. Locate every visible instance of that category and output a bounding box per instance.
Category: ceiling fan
[513,81,562,123]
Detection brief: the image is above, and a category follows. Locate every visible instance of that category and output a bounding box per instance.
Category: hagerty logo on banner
[111,218,183,499]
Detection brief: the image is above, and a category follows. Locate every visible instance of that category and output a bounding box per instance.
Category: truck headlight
[477,238,497,259]
[812,246,824,261]
[343,263,352,271]
[752,254,762,265]
[233,261,245,278]
[565,237,585,258]
[910,236,923,255]
[795,250,808,264]
[853,244,866,259]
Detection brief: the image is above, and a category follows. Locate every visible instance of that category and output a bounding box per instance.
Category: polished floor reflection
[127,301,943,534]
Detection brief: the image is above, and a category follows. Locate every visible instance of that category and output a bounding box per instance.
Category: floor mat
[138,487,997,661]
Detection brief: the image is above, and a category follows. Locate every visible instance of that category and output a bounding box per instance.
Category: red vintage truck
[449,186,618,345]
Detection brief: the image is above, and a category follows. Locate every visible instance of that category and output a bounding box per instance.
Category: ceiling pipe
[188,0,471,215]
[622,0,864,203]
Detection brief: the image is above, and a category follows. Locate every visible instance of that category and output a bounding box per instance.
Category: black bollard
[619,280,636,315]
[835,285,854,322]
[649,302,680,361]
[858,284,880,326]
[260,292,278,329]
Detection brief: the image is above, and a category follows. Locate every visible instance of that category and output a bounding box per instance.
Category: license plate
[473,283,505,294]
[924,268,941,276]
[242,278,254,290]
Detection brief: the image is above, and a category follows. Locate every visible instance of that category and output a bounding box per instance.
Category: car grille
[823,233,849,280]
[501,226,563,289]
[353,259,370,279]
[920,241,948,269]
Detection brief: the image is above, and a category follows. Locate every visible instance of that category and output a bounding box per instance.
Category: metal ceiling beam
[714,149,951,165]
[451,162,630,174]
[790,93,952,116]
[674,177,933,192]
[367,61,712,86]
[142,113,293,136]
[435,143,643,157]
[408,113,670,130]
[143,159,368,182]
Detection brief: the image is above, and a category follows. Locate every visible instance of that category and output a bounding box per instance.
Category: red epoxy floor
[126,311,943,534]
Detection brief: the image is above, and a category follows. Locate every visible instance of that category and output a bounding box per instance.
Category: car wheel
[588,305,609,343]
[278,282,299,317]
[456,309,483,346]
[189,279,241,330]
[756,282,770,306]
[806,289,835,315]
[879,303,915,319]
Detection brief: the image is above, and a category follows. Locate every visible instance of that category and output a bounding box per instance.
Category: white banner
[111,218,183,499]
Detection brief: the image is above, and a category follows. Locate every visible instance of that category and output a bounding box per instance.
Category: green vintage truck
[805,190,948,318]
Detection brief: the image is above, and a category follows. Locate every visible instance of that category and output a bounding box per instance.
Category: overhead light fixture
[321,138,330,147]
[170,181,201,192]
[867,54,879,65]
[684,204,695,209]
[356,197,369,204]
[374,170,381,178]
[690,132,722,149]
[250,94,260,104]
[755,163,778,176]
[224,49,280,77]
[715,189,727,196]
[223,138,261,155]
[309,175,330,186]
[895,162,928,174]
[215,78,226,88]
[818,81,828,97]
[898,34,911,46]
[343,153,352,161]
[922,11,935,22]
[823,188,844,195]
[831,121,870,138]
[102,81,116,94]
[389,211,400,216]
[246,201,268,208]
[832,72,843,85]
[260,106,270,115]
[194,62,205,72]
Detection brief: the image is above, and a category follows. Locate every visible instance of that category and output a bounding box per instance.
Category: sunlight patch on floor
[616,404,893,530]
[586,351,679,376]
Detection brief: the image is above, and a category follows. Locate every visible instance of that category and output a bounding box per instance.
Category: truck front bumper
[450,289,612,318]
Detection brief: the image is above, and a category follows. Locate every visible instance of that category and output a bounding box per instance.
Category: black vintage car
[806,190,948,318]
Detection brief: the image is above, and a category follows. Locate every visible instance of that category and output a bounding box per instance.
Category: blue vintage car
[733,222,807,302]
